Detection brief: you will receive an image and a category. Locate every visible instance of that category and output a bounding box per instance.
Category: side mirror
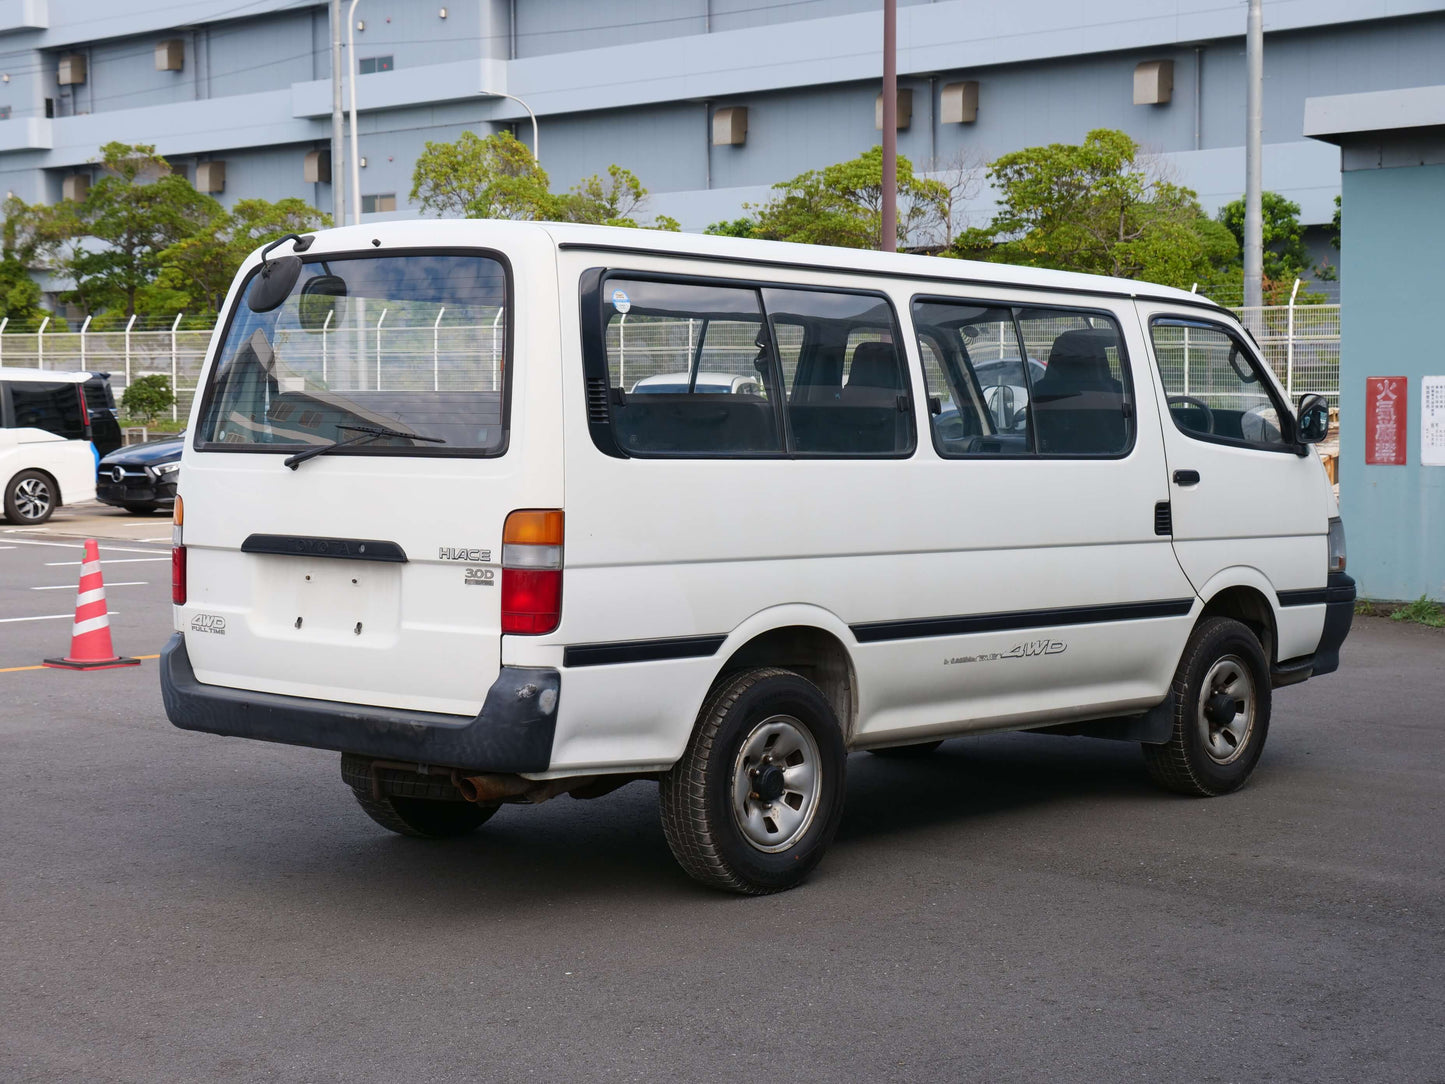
[1296,393,1330,445]
[247,255,302,313]
[298,274,348,332]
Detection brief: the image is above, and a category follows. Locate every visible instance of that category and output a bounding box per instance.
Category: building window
[357,56,394,75]
[0,106,10,120]
[361,193,397,214]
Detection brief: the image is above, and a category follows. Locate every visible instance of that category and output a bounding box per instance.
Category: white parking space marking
[0,539,167,555]
[32,582,149,590]
[0,611,119,624]
[46,558,170,565]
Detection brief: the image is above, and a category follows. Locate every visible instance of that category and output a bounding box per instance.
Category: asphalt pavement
[1,506,1442,1083]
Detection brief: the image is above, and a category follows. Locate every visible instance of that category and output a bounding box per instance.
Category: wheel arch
[5,466,61,514]
[1195,570,1280,663]
[708,606,859,743]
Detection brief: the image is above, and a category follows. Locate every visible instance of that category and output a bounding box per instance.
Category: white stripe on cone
[75,588,106,608]
[71,614,112,637]
[79,560,102,577]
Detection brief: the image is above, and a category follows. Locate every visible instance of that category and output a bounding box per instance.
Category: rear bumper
[160,634,559,772]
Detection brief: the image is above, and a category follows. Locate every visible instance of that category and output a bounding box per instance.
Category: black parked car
[96,432,183,514]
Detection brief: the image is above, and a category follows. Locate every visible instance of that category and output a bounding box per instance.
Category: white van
[1,367,100,524]
[162,222,1353,894]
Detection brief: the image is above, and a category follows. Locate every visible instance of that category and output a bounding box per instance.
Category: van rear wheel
[341,753,497,839]
[660,667,847,895]
[1143,617,1271,797]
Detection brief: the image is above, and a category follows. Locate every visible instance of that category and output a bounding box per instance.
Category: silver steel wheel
[1196,654,1256,765]
[12,476,53,521]
[731,714,822,853]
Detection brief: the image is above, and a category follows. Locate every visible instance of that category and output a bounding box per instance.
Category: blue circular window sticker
[611,288,632,314]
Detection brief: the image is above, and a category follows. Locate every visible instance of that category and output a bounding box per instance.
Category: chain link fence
[0,300,1342,419]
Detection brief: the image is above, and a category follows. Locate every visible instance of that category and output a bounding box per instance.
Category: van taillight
[171,496,186,605]
[501,509,562,635]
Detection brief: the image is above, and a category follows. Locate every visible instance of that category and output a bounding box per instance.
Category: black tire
[1143,616,1272,797]
[3,469,57,525]
[340,753,497,838]
[869,740,944,759]
[660,667,847,895]
[124,503,159,515]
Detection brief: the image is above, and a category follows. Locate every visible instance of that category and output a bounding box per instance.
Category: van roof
[270,219,1228,314]
[0,367,94,383]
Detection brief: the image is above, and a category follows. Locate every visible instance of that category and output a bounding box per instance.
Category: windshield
[196,253,508,456]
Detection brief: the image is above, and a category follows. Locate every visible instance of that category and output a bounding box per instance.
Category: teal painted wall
[1338,162,1445,601]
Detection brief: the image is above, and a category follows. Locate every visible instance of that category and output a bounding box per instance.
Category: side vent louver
[586,377,611,425]
[1154,501,1172,536]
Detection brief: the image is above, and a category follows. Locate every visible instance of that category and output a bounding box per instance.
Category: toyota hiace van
[162,222,1353,893]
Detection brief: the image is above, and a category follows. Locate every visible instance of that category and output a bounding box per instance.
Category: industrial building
[0,1,1442,243]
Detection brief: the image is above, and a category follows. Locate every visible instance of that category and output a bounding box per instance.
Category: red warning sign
[1365,376,1407,465]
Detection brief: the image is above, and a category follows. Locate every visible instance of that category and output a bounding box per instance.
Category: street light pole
[330,0,345,225]
[479,91,539,161]
[880,0,897,252]
[347,0,362,223]
[1243,0,1264,321]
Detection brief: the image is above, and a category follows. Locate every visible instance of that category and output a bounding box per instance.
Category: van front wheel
[1143,617,1271,797]
[660,668,846,895]
[4,470,56,525]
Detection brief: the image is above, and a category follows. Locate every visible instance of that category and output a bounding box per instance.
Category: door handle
[1173,469,1201,486]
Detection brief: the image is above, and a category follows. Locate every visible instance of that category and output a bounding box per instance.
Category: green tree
[1217,191,1311,284]
[744,146,950,250]
[53,143,222,319]
[410,130,556,220]
[949,129,1229,289]
[120,373,175,424]
[0,196,58,330]
[704,216,763,239]
[158,197,331,313]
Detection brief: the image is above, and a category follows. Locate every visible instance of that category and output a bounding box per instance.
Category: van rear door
[178,246,542,717]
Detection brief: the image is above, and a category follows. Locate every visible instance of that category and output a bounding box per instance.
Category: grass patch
[1389,596,1445,628]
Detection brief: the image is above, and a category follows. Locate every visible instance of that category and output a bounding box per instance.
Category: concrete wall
[1338,161,1445,601]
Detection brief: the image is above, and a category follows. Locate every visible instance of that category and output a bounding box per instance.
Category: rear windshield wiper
[283,424,446,471]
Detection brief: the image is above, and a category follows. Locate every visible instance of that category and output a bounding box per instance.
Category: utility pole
[1243,0,1264,322]
[329,0,345,226]
[881,0,897,253]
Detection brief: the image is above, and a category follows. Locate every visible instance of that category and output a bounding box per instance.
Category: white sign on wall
[1424,376,1445,467]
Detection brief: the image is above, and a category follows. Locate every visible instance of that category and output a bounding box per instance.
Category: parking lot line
[0,652,160,673]
[0,611,118,624]
[46,558,170,565]
[1,539,167,555]
[32,582,149,590]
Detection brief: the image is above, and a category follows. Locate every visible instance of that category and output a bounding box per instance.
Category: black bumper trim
[1311,572,1356,677]
[563,633,725,668]
[160,634,557,772]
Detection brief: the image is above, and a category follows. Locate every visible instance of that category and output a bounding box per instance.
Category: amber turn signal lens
[503,509,563,546]
[173,495,184,527]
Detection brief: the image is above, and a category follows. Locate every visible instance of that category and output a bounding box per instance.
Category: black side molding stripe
[564,634,726,668]
[851,598,1196,644]
[1278,588,1328,607]
[241,534,408,562]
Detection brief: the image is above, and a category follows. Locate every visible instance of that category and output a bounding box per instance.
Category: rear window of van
[196,253,509,457]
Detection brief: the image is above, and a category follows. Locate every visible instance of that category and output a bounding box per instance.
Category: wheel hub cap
[731,714,822,853]
[1196,655,1255,765]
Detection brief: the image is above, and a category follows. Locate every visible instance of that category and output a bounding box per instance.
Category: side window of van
[910,303,1030,455]
[1149,318,1290,449]
[1016,310,1133,456]
[911,300,1133,457]
[592,277,912,458]
[603,279,783,455]
[6,381,87,440]
[762,289,913,456]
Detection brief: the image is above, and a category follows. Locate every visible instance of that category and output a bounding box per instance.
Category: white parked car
[1,367,99,524]
[162,222,1352,894]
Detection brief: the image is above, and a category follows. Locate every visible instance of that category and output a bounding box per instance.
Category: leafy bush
[121,374,175,424]
[1389,596,1445,628]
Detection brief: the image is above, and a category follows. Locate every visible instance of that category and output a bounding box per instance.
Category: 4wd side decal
[945,639,1066,665]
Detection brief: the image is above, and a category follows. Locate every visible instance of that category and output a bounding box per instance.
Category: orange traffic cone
[43,539,140,671]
